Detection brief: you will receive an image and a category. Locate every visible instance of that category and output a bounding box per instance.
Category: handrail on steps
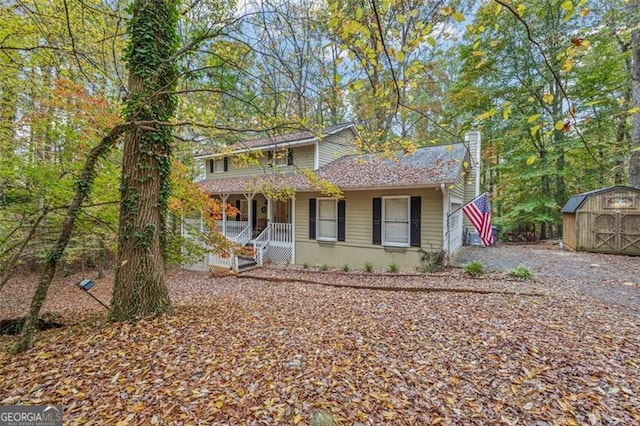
[252,224,271,266]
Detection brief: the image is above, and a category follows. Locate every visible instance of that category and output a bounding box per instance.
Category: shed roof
[197,143,468,194]
[561,185,640,213]
[195,123,358,159]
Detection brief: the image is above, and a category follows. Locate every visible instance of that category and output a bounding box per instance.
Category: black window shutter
[223,156,229,172]
[372,198,382,245]
[287,148,294,165]
[410,196,421,247]
[337,200,346,241]
[209,159,214,173]
[267,150,273,167]
[252,199,257,231]
[309,198,316,239]
[235,200,241,221]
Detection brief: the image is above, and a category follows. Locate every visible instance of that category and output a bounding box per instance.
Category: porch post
[244,192,255,232]
[221,194,229,236]
[291,198,296,265]
[267,197,272,222]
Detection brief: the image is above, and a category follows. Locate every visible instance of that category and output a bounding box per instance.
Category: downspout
[291,198,296,265]
[441,183,451,265]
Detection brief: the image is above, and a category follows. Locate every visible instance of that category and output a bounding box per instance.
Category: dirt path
[451,243,640,315]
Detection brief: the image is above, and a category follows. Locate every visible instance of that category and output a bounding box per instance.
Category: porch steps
[236,255,259,274]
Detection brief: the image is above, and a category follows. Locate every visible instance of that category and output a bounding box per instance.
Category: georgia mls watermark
[0,405,63,426]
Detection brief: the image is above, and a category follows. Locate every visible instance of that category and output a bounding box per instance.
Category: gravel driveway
[451,243,640,315]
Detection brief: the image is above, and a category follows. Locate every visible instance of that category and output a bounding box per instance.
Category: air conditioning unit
[467,231,484,246]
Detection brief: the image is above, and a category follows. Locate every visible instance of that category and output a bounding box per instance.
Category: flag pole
[448,192,488,218]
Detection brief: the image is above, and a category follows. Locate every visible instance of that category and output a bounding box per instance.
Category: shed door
[592,213,617,252]
[591,212,640,255]
[619,213,640,255]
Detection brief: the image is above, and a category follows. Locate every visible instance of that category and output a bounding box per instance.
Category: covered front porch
[208,193,295,269]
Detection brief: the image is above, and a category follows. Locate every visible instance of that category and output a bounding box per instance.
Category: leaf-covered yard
[1,267,639,425]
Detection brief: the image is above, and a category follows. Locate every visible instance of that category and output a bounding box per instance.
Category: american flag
[462,193,493,247]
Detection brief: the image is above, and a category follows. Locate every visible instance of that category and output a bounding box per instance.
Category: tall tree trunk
[110,0,179,321]
[630,26,640,188]
[110,116,173,320]
[15,129,124,352]
[552,80,565,238]
[614,120,628,185]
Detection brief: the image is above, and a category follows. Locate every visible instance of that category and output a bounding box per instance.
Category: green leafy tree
[450,0,634,238]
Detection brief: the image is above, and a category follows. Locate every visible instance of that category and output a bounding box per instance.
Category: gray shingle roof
[196,123,357,158]
[197,143,469,194]
[561,185,640,213]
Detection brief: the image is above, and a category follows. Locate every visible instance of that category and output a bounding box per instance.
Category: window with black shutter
[376,196,419,247]
[337,200,346,241]
[309,198,316,239]
[287,148,294,166]
[223,156,229,172]
[372,198,382,245]
[410,196,421,247]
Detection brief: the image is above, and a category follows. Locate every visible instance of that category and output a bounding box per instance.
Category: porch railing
[225,220,249,240]
[234,224,252,246]
[269,222,293,244]
[252,225,270,266]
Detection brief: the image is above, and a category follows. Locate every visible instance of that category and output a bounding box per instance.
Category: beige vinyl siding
[295,188,443,269]
[458,153,481,234]
[204,144,315,179]
[317,131,357,168]
[451,171,465,201]
[463,165,476,204]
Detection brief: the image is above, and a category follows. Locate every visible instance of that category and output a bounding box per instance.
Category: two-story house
[189,123,481,271]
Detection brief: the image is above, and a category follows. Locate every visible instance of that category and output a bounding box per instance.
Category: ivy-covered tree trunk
[110,0,179,321]
[630,25,640,188]
[14,128,124,352]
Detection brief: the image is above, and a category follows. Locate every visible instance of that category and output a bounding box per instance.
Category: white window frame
[450,200,463,230]
[316,197,337,241]
[211,158,225,173]
[271,148,292,167]
[273,151,288,167]
[382,196,410,247]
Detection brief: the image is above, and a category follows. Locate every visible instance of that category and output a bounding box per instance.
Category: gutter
[194,138,318,160]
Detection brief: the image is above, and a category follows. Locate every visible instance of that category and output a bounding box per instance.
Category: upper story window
[209,157,229,173]
[268,148,293,167]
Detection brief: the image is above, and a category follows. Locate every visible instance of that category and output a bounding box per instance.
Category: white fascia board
[194,138,317,160]
[294,183,448,193]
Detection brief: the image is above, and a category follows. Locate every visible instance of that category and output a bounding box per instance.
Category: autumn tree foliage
[450,0,640,238]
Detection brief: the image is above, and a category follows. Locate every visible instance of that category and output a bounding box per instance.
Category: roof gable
[561,185,640,213]
[196,123,359,159]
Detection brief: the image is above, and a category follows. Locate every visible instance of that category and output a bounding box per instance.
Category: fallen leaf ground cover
[1,267,639,425]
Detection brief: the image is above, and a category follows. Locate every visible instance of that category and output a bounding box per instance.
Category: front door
[274,200,291,223]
